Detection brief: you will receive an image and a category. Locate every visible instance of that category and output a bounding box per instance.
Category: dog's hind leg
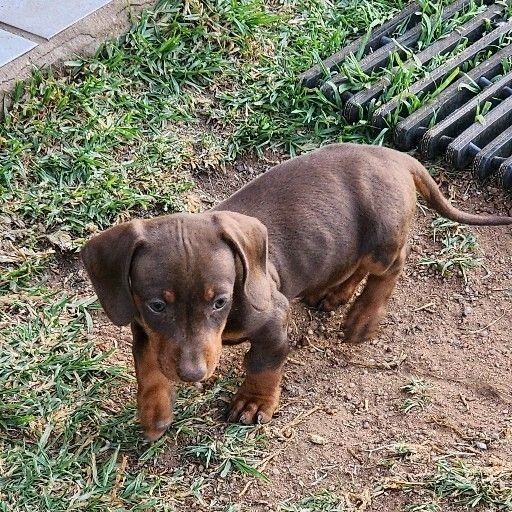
[343,246,407,343]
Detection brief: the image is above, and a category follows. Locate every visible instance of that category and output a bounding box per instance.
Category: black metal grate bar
[344,4,507,123]
[321,0,480,99]
[394,43,512,150]
[445,93,512,168]
[499,156,512,188]
[420,73,512,158]
[300,0,512,189]
[473,125,512,179]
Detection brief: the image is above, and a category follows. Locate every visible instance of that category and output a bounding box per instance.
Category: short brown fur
[81,143,512,440]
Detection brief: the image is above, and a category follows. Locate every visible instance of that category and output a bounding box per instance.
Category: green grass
[426,461,512,509]
[400,461,512,511]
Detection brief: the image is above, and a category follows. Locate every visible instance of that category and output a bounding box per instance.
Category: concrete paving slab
[1,0,155,103]
[0,0,113,40]
[0,28,37,67]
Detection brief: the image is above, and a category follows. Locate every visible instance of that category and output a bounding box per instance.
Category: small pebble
[475,441,488,450]
[308,433,327,445]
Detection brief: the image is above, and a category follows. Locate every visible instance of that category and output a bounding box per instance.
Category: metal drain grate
[300,0,512,189]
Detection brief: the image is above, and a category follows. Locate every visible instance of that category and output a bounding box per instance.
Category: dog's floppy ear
[81,220,145,326]
[214,211,271,312]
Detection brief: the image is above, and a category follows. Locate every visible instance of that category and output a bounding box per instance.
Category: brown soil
[73,155,512,510]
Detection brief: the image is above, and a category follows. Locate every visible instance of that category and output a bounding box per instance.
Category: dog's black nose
[178,362,207,383]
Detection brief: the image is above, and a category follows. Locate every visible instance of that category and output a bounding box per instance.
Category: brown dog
[81,143,512,440]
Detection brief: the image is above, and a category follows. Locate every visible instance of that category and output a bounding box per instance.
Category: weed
[419,216,482,283]
[369,440,421,470]
[401,377,431,413]
[279,490,345,512]
[182,424,268,479]
[475,99,493,124]
[426,461,512,509]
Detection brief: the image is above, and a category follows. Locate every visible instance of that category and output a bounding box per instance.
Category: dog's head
[81,211,271,382]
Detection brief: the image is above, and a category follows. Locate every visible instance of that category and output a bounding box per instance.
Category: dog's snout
[178,360,207,382]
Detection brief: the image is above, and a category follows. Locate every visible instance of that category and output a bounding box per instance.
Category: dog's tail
[409,158,512,226]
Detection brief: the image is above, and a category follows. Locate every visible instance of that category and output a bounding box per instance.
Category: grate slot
[445,93,512,168]
[372,16,512,128]
[420,72,512,158]
[472,125,512,179]
[321,0,473,99]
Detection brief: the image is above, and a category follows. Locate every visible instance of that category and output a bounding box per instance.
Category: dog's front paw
[228,388,279,425]
[137,388,174,441]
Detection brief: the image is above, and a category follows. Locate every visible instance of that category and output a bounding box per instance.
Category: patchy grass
[425,461,512,509]
[394,461,512,511]
[419,216,482,283]
[279,459,512,511]
[0,0,500,510]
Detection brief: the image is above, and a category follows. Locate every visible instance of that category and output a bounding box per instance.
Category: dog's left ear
[213,211,271,312]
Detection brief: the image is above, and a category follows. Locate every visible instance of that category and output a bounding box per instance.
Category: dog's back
[215,143,417,299]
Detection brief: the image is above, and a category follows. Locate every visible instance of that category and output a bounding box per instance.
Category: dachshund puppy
[82,143,512,440]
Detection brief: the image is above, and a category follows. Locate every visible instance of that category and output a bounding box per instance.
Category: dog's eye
[213,297,228,311]
[147,299,166,313]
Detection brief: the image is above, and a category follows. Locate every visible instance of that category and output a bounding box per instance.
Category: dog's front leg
[131,321,175,441]
[228,305,290,425]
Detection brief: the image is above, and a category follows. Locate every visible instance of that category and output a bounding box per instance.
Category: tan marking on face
[204,287,215,301]
[204,335,223,379]
[163,290,175,303]
[132,293,144,313]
